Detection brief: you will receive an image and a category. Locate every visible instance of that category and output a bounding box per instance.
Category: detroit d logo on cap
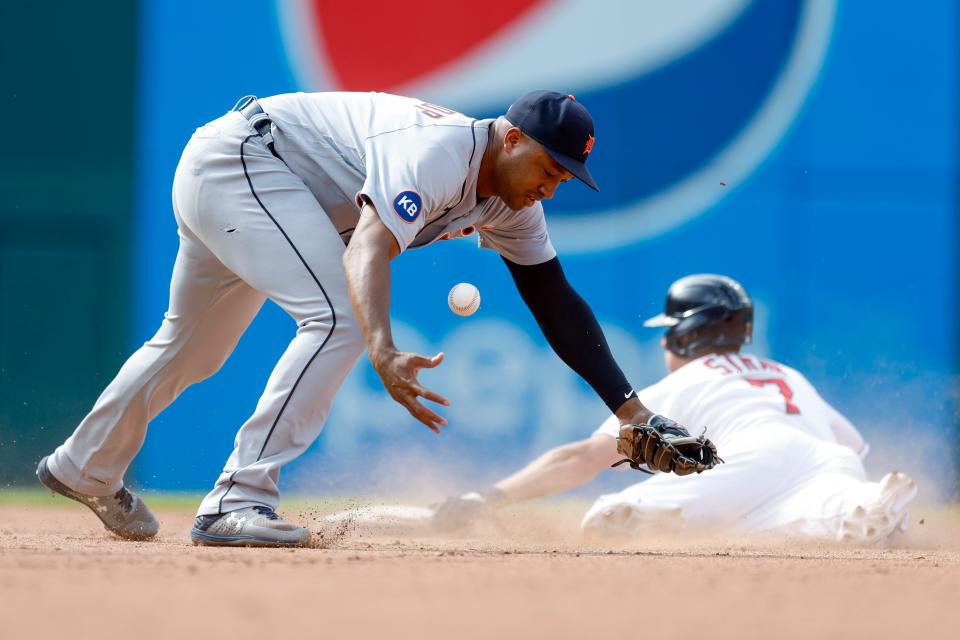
[393,190,422,224]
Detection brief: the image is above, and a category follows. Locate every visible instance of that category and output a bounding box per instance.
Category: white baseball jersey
[585,352,881,539]
[596,352,867,454]
[260,92,556,265]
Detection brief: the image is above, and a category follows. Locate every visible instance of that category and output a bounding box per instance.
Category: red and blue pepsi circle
[278,0,836,252]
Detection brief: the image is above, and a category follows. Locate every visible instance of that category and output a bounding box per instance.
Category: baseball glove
[612,414,722,476]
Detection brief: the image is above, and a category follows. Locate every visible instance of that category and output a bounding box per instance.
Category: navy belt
[232,95,279,158]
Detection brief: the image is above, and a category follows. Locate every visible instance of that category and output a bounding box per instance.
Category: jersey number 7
[746,378,801,415]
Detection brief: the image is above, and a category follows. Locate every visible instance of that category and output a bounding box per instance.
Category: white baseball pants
[47,111,365,515]
[582,425,880,538]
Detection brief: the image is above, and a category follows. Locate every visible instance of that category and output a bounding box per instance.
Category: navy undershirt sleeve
[503,256,636,413]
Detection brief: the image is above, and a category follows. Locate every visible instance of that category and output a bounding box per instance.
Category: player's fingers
[411,399,448,429]
[415,384,450,406]
[406,355,433,370]
[413,409,443,433]
[392,374,448,406]
[412,352,445,370]
[396,391,447,431]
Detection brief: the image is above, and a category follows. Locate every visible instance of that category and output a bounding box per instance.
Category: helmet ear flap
[665,305,727,356]
[665,330,694,357]
[736,308,754,345]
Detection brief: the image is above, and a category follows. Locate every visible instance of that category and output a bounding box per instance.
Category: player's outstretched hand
[373,349,450,433]
[431,491,500,532]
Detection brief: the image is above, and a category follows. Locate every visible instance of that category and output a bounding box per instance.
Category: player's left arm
[493,433,623,502]
[431,433,621,532]
[343,204,450,433]
[502,255,655,423]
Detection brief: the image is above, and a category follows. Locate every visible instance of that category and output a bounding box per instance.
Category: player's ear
[503,127,523,152]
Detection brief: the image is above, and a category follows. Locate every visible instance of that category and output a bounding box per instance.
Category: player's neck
[476,121,499,198]
[667,348,741,372]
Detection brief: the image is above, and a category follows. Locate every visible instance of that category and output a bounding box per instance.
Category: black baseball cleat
[36,455,160,540]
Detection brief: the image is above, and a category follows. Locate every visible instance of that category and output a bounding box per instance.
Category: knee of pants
[186,350,234,384]
[298,313,365,356]
[144,317,233,384]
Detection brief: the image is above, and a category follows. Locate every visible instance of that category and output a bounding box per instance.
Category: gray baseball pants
[47,110,365,515]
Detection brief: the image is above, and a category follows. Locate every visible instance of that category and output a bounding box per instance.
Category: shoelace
[114,488,134,513]
[195,506,281,531]
[252,506,280,520]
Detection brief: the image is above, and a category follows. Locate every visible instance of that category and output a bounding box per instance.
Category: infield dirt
[2,497,958,640]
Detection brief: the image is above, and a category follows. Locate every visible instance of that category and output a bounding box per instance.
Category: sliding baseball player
[433,274,918,545]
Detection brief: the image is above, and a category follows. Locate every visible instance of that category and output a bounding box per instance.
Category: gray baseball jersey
[262,92,557,264]
[45,92,557,519]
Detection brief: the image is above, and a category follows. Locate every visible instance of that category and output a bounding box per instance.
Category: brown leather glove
[613,415,722,476]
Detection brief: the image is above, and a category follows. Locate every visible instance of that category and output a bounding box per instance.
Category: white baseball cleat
[838,471,917,546]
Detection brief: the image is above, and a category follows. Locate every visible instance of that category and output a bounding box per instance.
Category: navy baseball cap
[505,90,599,191]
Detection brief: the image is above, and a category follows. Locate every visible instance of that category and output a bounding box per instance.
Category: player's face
[495,129,574,210]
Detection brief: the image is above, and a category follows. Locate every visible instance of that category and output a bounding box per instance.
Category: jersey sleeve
[477,200,557,265]
[358,130,465,253]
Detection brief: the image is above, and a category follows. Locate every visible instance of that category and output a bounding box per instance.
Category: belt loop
[231,95,256,112]
[233,95,281,160]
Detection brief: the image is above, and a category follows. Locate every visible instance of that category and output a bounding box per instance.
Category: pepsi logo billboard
[132,0,956,491]
[277,0,836,253]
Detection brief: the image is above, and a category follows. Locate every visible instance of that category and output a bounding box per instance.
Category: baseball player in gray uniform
[37,90,688,546]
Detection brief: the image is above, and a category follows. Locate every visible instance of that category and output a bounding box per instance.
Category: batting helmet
[644,274,753,357]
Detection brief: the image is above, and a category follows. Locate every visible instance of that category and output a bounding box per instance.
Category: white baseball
[448,282,481,316]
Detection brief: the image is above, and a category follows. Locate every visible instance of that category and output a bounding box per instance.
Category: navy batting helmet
[644,274,753,357]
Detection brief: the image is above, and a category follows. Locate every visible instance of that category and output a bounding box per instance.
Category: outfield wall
[3,1,955,498]
[0,5,136,485]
